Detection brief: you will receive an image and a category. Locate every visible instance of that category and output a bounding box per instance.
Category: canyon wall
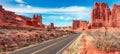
[89,2,111,28]
[89,2,120,28]
[0,5,55,29]
[72,20,88,31]
[72,2,120,31]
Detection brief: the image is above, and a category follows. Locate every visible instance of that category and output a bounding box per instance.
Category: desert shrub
[47,29,51,32]
[0,31,4,34]
[65,30,69,32]
[11,31,17,34]
[28,28,33,32]
[0,46,6,52]
[85,30,120,52]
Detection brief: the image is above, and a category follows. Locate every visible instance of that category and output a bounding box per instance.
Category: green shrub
[28,28,33,32]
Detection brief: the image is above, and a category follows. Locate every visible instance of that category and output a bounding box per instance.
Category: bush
[85,30,120,52]
[28,28,33,32]
[0,31,4,34]
[47,29,51,32]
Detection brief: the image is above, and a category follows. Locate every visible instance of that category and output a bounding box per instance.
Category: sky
[0,0,120,27]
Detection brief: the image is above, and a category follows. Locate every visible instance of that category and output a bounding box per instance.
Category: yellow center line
[31,42,58,54]
[31,37,67,54]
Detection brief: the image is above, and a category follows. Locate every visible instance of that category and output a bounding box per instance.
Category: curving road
[10,33,80,54]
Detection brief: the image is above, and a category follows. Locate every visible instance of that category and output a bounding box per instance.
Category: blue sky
[0,0,120,26]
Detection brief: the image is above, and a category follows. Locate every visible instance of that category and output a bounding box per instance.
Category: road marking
[10,35,68,54]
[56,36,77,54]
[31,35,70,54]
[31,42,58,54]
[31,36,68,54]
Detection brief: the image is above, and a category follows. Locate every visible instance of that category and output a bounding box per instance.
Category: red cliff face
[79,21,88,30]
[111,4,120,27]
[72,20,80,30]
[72,20,88,31]
[89,2,120,28]
[72,2,120,31]
[32,14,42,25]
[0,5,46,29]
[80,2,120,54]
[0,5,28,28]
[0,5,7,24]
[25,14,44,28]
[90,2,111,28]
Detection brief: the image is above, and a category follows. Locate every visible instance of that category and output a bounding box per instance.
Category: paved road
[10,33,80,54]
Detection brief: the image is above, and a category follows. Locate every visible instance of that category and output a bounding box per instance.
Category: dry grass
[63,34,84,54]
[85,30,120,52]
[0,29,74,52]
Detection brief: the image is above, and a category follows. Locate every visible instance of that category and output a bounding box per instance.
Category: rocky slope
[0,5,55,29]
[0,29,74,52]
[80,30,120,54]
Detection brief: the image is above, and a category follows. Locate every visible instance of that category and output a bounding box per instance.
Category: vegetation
[47,29,52,32]
[28,28,33,32]
[85,30,120,52]
[0,29,75,52]
[63,34,84,54]
[0,31,4,34]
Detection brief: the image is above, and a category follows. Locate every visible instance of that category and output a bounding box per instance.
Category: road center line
[31,42,58,54]
[56,35,78,54]
[31,36,68,54]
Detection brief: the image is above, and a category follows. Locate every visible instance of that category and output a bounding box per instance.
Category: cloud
[4,6,91,14]
[19,4,25,7]
[15,0,26,3]
[43,16,72,21]
[26,5,32,9]
[4,6,92,21]
[15,0,32,9]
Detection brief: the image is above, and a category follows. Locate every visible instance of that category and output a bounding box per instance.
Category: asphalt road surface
[10,33,80,54]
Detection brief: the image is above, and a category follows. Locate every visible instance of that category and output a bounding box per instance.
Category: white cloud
[19,4,25,7]
[60,16,64,19]
[15,0,25,3]
[26,5,32,9]
[65,17,71,20]
[4,6,91,14]
[4,6,92,21]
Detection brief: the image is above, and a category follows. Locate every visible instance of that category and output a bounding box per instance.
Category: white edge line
[56,36,78,54]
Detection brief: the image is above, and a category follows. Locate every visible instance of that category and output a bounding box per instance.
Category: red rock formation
[0,5,7,24]
[24,14,44,28]
[72,20,80,30]
[89,2,120,29]
[79,21,88,30]
[31,14,42,26]
[45,23,54,29]
[111,4,120,27]
[72,20,88,31]
[25,19,32,26]
[0,5,23,26]
[50,23,54,29]
[90,2,111,28]
[80,2,120,54]
[0,5,46,29]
